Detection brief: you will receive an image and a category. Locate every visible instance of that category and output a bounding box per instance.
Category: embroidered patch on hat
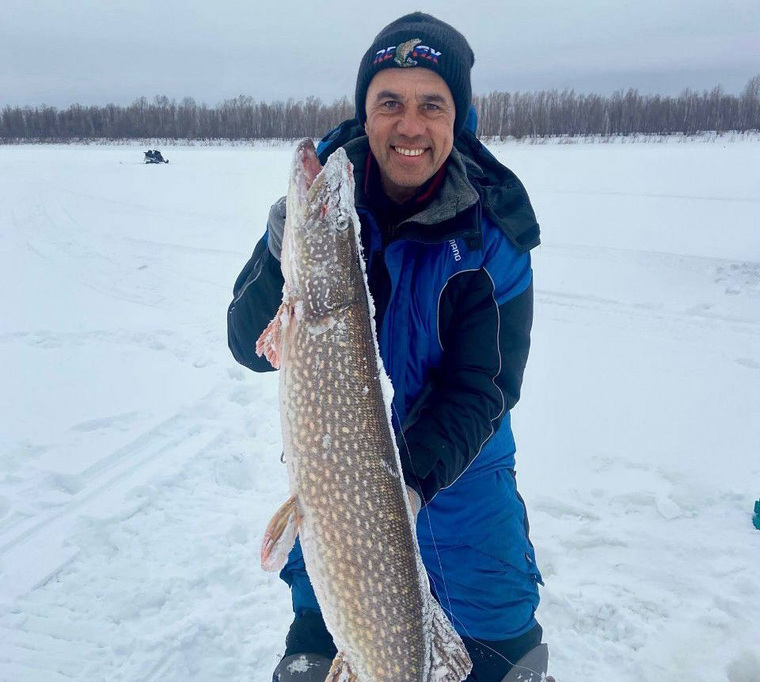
[394,39,422,67]
[373,41,442,66]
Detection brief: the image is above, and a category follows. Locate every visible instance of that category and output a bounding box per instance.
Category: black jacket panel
[398,273,533,501]
[227,235,283,372]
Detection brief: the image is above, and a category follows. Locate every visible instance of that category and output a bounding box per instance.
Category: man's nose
[396,107,426,138]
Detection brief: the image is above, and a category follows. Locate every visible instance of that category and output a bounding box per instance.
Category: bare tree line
[1,76,758,142]
[0,95,354,142]
[475,77,760,138]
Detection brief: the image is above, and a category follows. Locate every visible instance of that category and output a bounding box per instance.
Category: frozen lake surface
[1,138,759,681]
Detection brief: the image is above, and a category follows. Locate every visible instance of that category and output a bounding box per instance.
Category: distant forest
[1,76,758,142]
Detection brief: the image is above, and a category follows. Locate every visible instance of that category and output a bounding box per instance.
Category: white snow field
[1,138,759,682]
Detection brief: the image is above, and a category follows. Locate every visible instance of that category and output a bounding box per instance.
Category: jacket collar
[343,136,481,246]
[316,119,540,252]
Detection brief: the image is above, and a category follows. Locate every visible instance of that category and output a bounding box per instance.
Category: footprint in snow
[655,496,684,520]
[47,472,85,495]
[214,453,253,491]
[727,649,760,682]
[228,386,253,406]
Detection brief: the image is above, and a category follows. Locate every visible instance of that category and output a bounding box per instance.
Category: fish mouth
[294,139,322,198]
[288,140,354,235]
[306,147,352,207]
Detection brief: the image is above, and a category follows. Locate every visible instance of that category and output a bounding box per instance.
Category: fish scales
[259,139,471,682]
[285,306,427,680]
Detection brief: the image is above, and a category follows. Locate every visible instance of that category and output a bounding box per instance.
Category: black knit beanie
[354,12,475,137]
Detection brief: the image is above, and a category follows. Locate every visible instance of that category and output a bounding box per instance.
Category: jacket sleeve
[227,231,284,372]
[398,256,533,503]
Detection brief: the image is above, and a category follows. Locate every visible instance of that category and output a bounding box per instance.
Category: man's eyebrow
[373,89,402,101]
[419,94,448,105]
[372,90,450,105]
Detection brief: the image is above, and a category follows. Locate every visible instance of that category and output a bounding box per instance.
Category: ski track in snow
[1,141,759,681]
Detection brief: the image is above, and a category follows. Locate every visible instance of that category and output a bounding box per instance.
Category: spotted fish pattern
[258,139,471,682]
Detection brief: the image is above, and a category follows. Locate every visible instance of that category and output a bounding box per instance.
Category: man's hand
[406,486,421,517]
[266,196,286,261]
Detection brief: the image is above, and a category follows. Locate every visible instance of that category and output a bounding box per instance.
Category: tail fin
[326,651,358,682]
[426,597,472,681]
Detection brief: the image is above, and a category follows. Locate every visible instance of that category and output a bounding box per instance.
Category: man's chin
[385,167,434,192]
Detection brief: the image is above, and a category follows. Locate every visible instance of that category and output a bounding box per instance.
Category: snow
[286,655,315,673]
[1,139,758,681]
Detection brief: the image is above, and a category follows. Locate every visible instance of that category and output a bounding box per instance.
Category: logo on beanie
[394,39,422,67]
[373,40,442,67]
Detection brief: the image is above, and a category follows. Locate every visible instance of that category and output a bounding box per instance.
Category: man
[228,13,548,682]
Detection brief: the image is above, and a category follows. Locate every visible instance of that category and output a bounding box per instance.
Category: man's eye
[382,101,400,109]
[423,103,441,111]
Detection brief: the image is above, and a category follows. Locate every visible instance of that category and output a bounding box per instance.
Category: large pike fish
[256,139,472,682]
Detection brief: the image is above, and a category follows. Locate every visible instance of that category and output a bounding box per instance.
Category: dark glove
[267,195,287,261]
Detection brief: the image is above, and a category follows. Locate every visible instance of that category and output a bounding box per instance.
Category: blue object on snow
[753,500,760,530]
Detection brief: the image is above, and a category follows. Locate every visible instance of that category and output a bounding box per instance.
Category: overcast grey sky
[2,0,758,108]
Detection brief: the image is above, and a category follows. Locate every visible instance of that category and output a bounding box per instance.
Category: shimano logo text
[449,239,461,262]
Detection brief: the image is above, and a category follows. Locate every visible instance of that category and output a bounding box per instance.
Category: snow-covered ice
[0,139,758,681]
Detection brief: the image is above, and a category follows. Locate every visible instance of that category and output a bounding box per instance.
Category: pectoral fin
[261,495,300,572]
[255,302,292,369]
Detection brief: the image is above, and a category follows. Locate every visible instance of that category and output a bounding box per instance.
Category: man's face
[364,68,456,204]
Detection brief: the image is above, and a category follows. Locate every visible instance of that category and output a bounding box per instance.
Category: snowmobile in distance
[144,149,169,164]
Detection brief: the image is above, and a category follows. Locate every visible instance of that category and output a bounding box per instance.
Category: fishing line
[391,404,545,680]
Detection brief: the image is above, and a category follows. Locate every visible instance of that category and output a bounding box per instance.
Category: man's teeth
[394,147,425,157]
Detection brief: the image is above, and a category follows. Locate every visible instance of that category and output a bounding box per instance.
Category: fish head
[282,139,362,319]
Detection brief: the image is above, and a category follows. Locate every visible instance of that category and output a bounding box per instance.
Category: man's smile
[392,146,427,157]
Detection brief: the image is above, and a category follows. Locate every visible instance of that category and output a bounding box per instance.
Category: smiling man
[228,13,549,682]
[363,67,455,201]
